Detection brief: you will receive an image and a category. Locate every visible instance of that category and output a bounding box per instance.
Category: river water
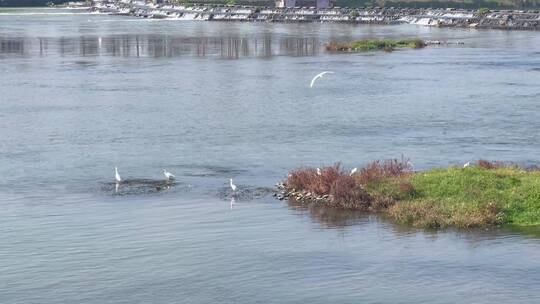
[1,8,540,303]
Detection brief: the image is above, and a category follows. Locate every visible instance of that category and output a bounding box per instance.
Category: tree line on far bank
[0,0,69,6]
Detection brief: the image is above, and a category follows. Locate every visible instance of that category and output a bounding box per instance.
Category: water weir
[90,0,540,30]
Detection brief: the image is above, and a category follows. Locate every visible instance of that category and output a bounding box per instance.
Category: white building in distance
[275,0,333,8]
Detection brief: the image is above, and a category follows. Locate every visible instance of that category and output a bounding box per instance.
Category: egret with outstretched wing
[310,71,334,88]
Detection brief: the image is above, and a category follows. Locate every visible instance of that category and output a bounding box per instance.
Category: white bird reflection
[230,197,236,210]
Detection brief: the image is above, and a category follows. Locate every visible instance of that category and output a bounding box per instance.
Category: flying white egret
[230,178,237,192]
[463,162,471,168]
[317,168,322,176]
[162,169,175,180]
[115,167,122,183]
[350,167,358,176]
[310,71,334,88]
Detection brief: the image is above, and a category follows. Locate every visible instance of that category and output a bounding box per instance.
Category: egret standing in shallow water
[350,167,358,176]
[230,178,237,193]
[114,167,122,193]
[310,71,334,88]
[162,169,175,181]
[115,167,122,183]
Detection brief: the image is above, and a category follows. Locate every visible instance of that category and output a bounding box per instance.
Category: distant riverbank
[90,0,540,30]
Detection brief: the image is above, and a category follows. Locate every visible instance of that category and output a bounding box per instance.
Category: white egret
[115,167,122,183]
[463,162,470,168]
[310,71,334,88]
[230,178,237,192]
[162,169,175,180]
[317,168,322,176]
[350,167,358,176]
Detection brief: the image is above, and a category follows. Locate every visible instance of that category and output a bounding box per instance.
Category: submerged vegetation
[326,39,426,53]
[283,160,540,229]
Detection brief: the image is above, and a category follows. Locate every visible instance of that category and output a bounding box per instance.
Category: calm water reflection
[1,8,540,304]
[0,35,319,58]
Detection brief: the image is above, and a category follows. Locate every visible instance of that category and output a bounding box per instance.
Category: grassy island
[283,160,540,229]
[326,38,426,52]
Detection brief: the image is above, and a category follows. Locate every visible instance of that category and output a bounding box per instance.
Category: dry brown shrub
[329,175,372,209]
[357,158,412,185]
[285,164,372,209]
[285,163,343,195]
[325,42,351,52]
[370,195,396,211]
[389,200,503,229]
[477,159,504,170]
[388,201,445,228]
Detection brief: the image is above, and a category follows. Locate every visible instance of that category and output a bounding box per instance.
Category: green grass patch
[285,161,540,229]
[326,38,426,53]
[386,167,540,228]
[477,7,491,16]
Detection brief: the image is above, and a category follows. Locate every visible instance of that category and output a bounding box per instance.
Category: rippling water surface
[1,8,540,303]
